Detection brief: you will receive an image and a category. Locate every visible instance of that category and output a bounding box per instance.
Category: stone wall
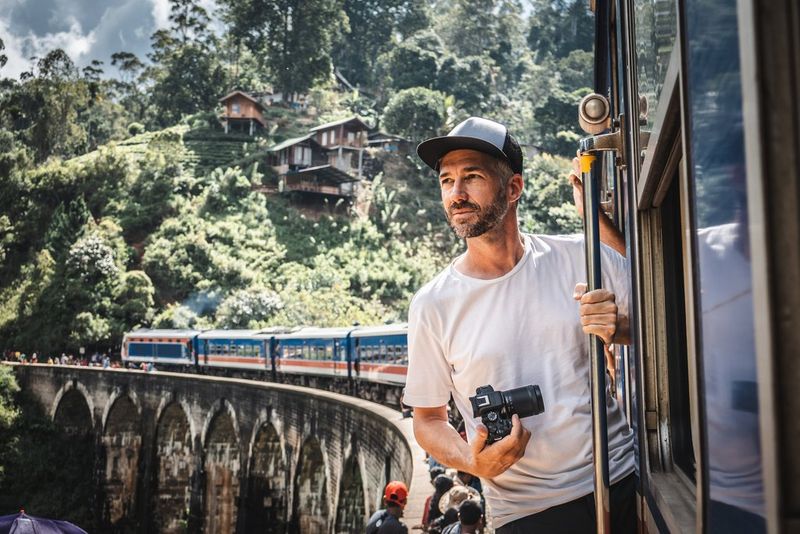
[11,364,428,533]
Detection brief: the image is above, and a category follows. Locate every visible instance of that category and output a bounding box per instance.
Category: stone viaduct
[11,364,428,533]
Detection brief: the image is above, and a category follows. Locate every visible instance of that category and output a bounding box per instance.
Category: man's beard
[446,187,509,239]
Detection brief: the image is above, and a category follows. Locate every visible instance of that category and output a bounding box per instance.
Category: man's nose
[449,178,468,200]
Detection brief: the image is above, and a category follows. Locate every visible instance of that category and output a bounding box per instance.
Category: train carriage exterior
[197,329,269,371]
[121,329,200,366]
[351,324,408,385]
[272,327,353,378]
[581,0,800,531]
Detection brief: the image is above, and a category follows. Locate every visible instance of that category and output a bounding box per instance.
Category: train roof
[197,329,263,339]
[124,329,201,338]
[273,326,355,340]
[350,323,408,338]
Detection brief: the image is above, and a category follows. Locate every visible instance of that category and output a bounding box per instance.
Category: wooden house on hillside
[266,116,371,200]
[310,117,370,177]
[218,91,266,135]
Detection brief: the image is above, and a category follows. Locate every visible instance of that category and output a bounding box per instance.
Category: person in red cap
[366,480,409,534]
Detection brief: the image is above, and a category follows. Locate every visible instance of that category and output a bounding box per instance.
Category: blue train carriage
[272,327,354,378]
[350,324,408,386]
[121,329,200,366]
[196,330,269,371]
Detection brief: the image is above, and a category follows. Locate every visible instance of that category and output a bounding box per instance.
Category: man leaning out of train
[403,117,636,533]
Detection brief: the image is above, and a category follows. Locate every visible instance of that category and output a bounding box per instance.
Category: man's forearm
[600,211,626,257]
[413,413,473,472]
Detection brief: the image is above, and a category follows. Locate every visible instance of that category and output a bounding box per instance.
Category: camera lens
[504,385,545,418]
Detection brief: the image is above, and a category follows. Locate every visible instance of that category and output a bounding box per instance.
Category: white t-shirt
[404,234,635,528]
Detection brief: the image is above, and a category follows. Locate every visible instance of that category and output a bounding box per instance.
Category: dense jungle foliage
[0,0,593,356]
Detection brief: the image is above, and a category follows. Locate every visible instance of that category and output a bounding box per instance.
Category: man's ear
[508,173,524,203]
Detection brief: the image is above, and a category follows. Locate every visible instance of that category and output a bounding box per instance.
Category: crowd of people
[0,350,156,372]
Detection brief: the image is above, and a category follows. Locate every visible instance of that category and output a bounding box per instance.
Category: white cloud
[150,0,169,30]
[0,18,96,78]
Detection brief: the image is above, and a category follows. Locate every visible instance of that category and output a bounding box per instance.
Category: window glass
[634,0,677,132]
[684,0,765,528]
[322,131,328,145]
[232,103,240,114]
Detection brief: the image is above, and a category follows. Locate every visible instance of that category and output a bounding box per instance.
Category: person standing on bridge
[366,480,409,534]
[403,117,636,533]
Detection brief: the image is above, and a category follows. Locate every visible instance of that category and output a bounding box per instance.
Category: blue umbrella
[0,511,87,534]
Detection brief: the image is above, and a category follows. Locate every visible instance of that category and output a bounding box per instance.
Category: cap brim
[416,135,509,173]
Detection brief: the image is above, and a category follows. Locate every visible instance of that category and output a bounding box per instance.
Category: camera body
[469,384,545,444]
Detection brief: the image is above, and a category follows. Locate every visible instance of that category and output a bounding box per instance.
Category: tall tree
[0,49,90,161]
[147,0,227,126]
[219,0,346,97]
[332,0,431,87]
[527,0,594,60]
[110,51,147,121]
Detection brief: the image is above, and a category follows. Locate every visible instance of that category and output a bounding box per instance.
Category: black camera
[469,384,545,444]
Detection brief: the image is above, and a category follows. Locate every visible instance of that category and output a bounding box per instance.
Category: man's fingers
[580,312,618,326]
[573,282,588,300]
[582,323,616,344]
[471,423,488,456]
[579,288,616,304]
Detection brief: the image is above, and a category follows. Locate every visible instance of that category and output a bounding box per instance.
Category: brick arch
[153,395,197,444]
[101,393,142,527]
[51,380,95,430]
[334,445,367,534]
[245,416,288,533]
[292,437,330,534]
[101,388,142,432]
[202,401,241,534]
[152,400,195,534]
[52,384,94,434]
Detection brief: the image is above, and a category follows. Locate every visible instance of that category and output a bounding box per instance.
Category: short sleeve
[403,294,453,408]
[600,243,631,319]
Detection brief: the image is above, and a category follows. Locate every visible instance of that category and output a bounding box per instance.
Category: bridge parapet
[10,364,428,533]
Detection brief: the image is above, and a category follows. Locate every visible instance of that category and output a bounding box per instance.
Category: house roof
[367,131,410,143]
[285,164,359,184]
[309,116,370,132]
[268,133,316,152]
[218,90,264,109]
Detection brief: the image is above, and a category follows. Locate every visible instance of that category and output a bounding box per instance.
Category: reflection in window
[684,0,765,529]
[635,0,677,131]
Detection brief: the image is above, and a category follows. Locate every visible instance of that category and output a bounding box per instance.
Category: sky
[0,0,219,79]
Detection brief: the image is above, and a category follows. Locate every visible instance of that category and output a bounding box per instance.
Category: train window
[326,344,333,360]
[634,59,699,528]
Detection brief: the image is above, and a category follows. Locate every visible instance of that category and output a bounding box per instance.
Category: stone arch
[334,450,366,534]
[244,420,288,533]
[102,394,142,527]
[153,401,195,534]
[292,437,330,533]
[202,402,241,534]
[50,380,94,432]
[101,388,141,431]
[153,394,197,444]
[53,386,93,434]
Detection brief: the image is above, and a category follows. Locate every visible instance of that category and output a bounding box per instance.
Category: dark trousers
[497,474,637,534]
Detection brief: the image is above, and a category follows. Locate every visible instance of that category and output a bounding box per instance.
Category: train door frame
[604,0,800,531]
[591,0,706,530]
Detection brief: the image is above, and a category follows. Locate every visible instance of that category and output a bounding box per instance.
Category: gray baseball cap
[416,117,524,174]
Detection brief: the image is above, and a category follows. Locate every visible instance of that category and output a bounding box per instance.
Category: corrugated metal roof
[267,133,315,152]
[309,116,370,132]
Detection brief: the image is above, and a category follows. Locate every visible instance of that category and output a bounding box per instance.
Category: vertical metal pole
[581,153,612,533]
